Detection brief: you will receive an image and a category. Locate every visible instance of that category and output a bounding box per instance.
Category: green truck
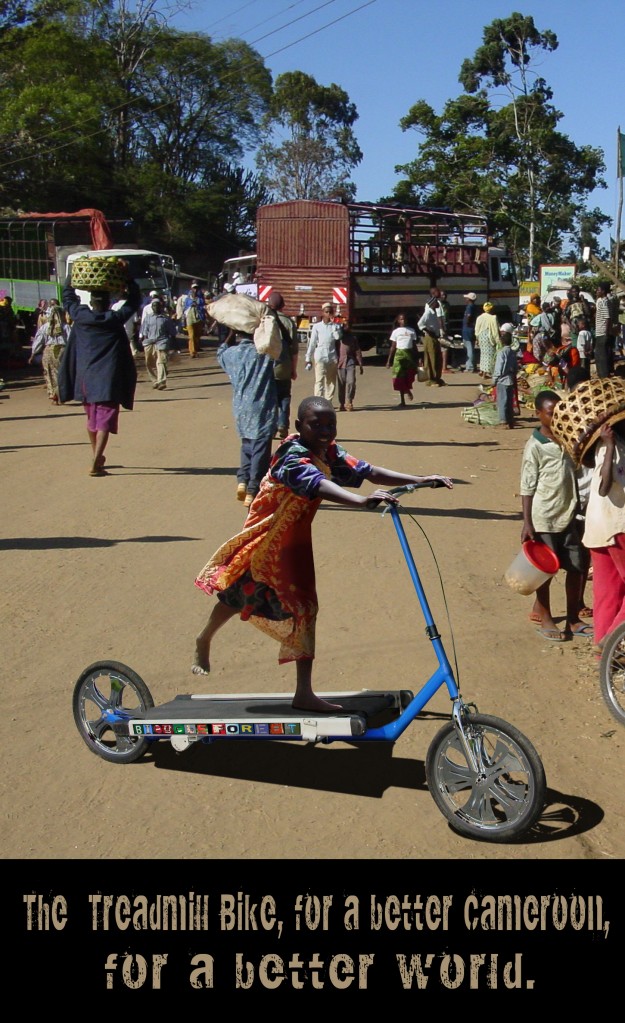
[0,210,174,334]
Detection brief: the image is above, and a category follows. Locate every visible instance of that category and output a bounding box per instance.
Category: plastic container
[504,540,560,595]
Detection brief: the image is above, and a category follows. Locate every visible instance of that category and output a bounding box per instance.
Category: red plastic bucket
[504,540,560,595]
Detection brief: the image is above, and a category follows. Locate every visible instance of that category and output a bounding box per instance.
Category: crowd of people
[14,270,625,695]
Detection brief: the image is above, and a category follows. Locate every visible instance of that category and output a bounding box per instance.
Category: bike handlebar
[387,480,448,497]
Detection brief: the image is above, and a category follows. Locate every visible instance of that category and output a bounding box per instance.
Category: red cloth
[589,536,625,645]
[16,209,113,250]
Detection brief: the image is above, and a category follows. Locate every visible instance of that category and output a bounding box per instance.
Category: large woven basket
[550,377,625,466]
[70,256,128,292]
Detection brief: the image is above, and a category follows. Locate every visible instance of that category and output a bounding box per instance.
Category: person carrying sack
[266,292,299,439]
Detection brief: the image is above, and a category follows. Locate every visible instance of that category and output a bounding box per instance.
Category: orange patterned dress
[195,436,372,663]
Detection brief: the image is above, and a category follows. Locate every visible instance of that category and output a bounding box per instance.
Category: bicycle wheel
[73,660,154,764]
[425,713,546,841]
[600,622,625,726]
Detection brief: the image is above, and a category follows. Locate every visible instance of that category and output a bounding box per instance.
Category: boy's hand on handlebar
[364,489,400,509]
[423,474,453,489]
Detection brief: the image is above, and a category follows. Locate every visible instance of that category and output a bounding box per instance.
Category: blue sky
[174,0,624,252]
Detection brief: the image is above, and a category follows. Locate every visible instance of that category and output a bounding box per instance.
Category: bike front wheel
[425,713,546,842]
[73,660,154,764]
[599,622,625,726]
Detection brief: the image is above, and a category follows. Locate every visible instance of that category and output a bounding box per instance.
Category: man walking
[462,291,478,373]
[305,301,340,402]
[594,281,613,378]
[139,295,177,390]
[266,291,298,439]
[184,282,206,358]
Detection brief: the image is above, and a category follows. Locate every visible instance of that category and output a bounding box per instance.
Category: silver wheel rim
[434,724,535,832]
[604,635,625,721]
[77,669,147,758]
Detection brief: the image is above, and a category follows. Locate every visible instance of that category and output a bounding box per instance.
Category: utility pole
[617,127,623,283]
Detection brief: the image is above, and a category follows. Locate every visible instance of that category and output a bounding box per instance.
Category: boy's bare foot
[292,695,343,713]
[192,640,210,675]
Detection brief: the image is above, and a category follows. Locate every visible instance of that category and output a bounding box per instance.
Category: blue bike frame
[354,501,459,742]
[102,485,464,749]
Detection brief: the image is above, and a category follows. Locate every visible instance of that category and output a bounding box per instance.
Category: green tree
[0,5,273,274]
[130,29,272,181]
[0,9,119,211]
[394,13,607,277]
[256,70,362,201]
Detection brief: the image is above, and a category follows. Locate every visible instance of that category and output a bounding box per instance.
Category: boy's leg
[463,332,475,372]
[324,361,338,403]
[293,658,342,713]
[563,568,586,634]
[313,360,325,397]
[192,601,239,674]
[531,578,561,636]
[506,385,515,427]
[346,363,356,407]
[337,367,346,408]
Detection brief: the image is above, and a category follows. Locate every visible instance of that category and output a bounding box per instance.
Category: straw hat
[550,377,625,466]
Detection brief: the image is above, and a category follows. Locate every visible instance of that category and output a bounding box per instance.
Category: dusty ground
[2,338,624,863]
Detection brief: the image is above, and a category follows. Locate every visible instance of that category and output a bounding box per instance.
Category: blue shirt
[218,337,277,440]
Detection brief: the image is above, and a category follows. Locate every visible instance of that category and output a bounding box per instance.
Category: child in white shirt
[575,317,593,370]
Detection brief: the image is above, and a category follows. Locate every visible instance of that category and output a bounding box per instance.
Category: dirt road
[2,341,623,862]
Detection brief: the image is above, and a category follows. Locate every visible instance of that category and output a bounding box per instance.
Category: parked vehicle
[0,210,174,333]
[253,200,518,355]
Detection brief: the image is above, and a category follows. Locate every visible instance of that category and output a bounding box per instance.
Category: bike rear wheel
[73,660,154,764]
[599,622,625,726]
[425,712,546,841]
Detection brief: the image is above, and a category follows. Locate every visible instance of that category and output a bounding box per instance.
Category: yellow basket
[550,377,625,466]
[70,256,128,292]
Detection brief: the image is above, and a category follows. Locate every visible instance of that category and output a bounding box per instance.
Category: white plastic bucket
[504,540,560,595]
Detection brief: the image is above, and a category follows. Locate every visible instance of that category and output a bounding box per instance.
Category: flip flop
[536,627,565,641]
[528,612,542,624]
[579,607,593,618]
[567,624,594,639]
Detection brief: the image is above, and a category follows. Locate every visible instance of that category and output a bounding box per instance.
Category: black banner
[9,858,621,1003]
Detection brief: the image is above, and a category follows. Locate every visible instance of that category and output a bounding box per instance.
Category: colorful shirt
[195,437,371,661]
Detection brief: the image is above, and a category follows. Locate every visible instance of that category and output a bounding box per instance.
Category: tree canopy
[256,70,362,202]
[393,12,608,277]
[0,0,273,274]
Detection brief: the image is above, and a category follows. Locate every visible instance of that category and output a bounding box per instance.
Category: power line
[0,0,376,170]
[0,0,365,166]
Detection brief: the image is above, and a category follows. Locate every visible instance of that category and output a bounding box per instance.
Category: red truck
[251,199,518,354]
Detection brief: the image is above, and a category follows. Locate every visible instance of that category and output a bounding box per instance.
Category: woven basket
[550,377,625,466]
[70,256,128,292]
